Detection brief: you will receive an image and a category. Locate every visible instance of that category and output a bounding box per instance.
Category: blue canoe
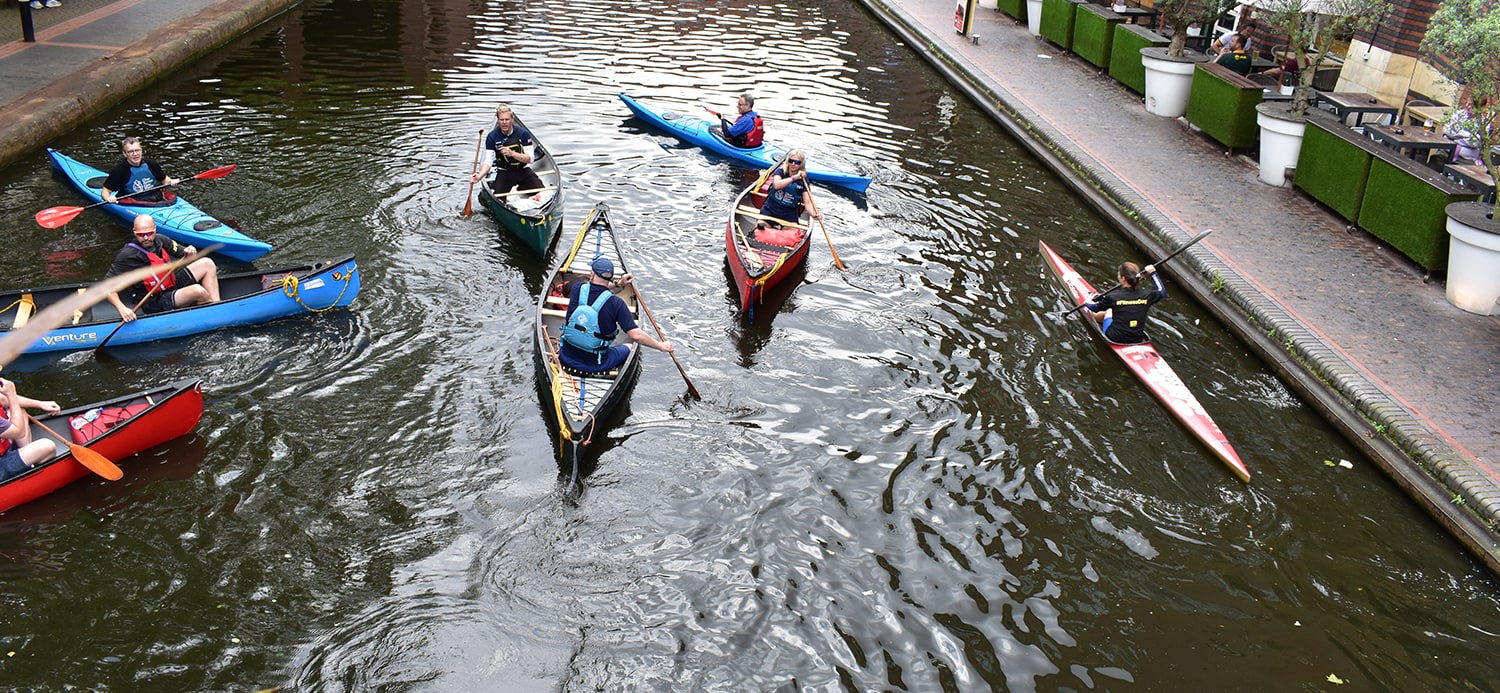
[47,148,273,263]
[617,93,872,194]
[1,256,359,354]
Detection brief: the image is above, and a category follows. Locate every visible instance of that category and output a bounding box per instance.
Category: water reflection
[1,0,1499,690]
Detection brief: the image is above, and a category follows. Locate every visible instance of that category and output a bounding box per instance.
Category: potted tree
[1422,0,1500,314]
[1253,0,1390,186]
[1140,0,1240,117]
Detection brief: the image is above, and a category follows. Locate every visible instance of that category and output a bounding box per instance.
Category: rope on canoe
[275,269,354,313]
[2,295,36,328]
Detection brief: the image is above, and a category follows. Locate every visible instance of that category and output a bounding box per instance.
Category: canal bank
[854,0,1500,571]
[0,0,299,169]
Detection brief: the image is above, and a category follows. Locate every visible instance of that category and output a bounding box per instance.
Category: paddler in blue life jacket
[102,216,221,321]
[557,257,674,374]
[1084,262,1164,344]
[709,93,765,149]
[757,150,822,231]
[102,137,178,206]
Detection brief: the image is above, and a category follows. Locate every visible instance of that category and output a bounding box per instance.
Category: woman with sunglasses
[757,150,822,230]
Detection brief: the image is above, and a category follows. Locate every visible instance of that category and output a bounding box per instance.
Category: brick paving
[857,0,1500,566]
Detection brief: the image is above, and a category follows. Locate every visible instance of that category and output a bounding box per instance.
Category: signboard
[954,0,977,34]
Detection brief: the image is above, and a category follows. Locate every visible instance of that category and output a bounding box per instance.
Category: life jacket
[743,115,764,148]
[0,409,10,457]
[129,242,178,292]
[561,283,617,361]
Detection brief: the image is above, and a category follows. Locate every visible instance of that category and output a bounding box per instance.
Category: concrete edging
[855,0,1500,571]
[0,0,301,170]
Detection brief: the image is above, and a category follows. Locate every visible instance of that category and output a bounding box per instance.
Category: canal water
[2,0,1497,689]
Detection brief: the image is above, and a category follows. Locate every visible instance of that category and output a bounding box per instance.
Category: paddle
[59,283,163,366]
[27,414,123,481]
[800,179,846,270]
[462,130,483,217]
[35,164,238,229]
[632,286,701,400]
[1061,229,1213,318]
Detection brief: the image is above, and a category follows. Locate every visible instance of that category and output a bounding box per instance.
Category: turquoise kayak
[47,148,273,263]
[618,93,872,194]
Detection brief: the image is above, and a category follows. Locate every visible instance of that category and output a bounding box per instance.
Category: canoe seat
[562,364,618,378]
[541,308,567,318]
[12,294,35,329]
[72,287,87,324]
[738,206,809,230]
[545,295,569,307]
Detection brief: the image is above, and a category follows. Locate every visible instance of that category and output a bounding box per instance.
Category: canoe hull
[0,379,204,513]
[2,256,360,354]
[619,93,872,193]
[1039,240,1249,482]
[725,166,812,314]
[476,115,564,256]
[534,203,643,464]
[46,148,272,263]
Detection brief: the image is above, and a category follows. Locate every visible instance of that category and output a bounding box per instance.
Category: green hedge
[1072,5,1122,69]
[1184,64,1264,149]
[1108,24,1168,94]
[1039,0,1082,49]
[1357,154,1480,270]
[1294,115,1373,221]
[997,0,1026,22]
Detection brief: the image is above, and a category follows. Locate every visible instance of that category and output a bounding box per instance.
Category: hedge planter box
[1039,0,1086,49]
[1072,5,1123,69]
[1185,63,1265,149]
[1356,147,1481,271]
[1294,112,1374,222]
[1108,24,1168,94]
[997,0,1026,22]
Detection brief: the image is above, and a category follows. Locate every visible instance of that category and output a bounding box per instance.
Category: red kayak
[1040,241,1249,482]
[0,379,204,513]
[725,164,813,314]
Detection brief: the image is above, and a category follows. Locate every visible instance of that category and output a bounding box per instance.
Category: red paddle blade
[193,164,237,180]
[67,442,123,481]
[35,206,86,229]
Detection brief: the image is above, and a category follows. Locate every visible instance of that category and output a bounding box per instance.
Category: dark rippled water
[2,0,1497,690]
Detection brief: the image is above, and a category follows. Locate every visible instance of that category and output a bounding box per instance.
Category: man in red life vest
[709,93,765,149]
[103,215,221,321]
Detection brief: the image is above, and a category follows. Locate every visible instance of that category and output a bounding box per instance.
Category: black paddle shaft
[1061,229,1213,318]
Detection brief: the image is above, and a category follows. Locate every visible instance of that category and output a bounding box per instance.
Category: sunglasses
[134,231,155,237]
[788,158,803,164]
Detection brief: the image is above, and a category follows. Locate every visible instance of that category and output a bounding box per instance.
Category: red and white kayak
[1040,241,1249,482]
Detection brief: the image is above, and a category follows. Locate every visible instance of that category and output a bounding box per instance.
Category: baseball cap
[590,257,614,279]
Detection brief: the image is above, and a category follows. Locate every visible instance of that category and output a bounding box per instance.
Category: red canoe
[1039,241,1249,482]
[725,164,813,314]
[0,379,204,513]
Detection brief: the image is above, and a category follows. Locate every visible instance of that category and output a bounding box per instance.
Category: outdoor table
[1405,104,1450,127]
[1111,6,1159,26]
[1443,163,1496,203]
[1364,123,1457,164]
[1318,91,1400,128]
[1260,88,1292,102]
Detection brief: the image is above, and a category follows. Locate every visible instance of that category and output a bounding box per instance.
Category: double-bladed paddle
[34,164,238,229]
[1060,229,1213,318]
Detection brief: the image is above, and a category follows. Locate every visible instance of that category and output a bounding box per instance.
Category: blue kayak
[47,148,273,263]
[1,256,360,354]
[618,93,872,193]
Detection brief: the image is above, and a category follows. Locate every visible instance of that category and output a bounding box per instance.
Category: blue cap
[590,257,614,278]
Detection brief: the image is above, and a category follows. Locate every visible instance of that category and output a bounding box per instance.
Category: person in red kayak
[757,151,821,230]
[709,93,764,149]
[102,215,221,320]
[1084,262,1163,344]
[0,378,61,483]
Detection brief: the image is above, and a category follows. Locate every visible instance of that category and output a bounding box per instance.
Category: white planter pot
[1445,203,1500,315]
[1026,0,1043,35]
[1140,49,1198,118]
[1256,106,1307,187]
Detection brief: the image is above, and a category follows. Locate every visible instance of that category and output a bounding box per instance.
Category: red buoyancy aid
[129,242,178,292]
[0,409,10,457]
[745,116,765,148]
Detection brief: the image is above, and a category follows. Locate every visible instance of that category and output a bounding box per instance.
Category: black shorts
[138,268,196,315]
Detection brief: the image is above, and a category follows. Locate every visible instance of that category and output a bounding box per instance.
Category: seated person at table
[1214,35,1253,76]
[1445,93,1493,164]
[1210,21,1256,55]
[1259,57,1300,85]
